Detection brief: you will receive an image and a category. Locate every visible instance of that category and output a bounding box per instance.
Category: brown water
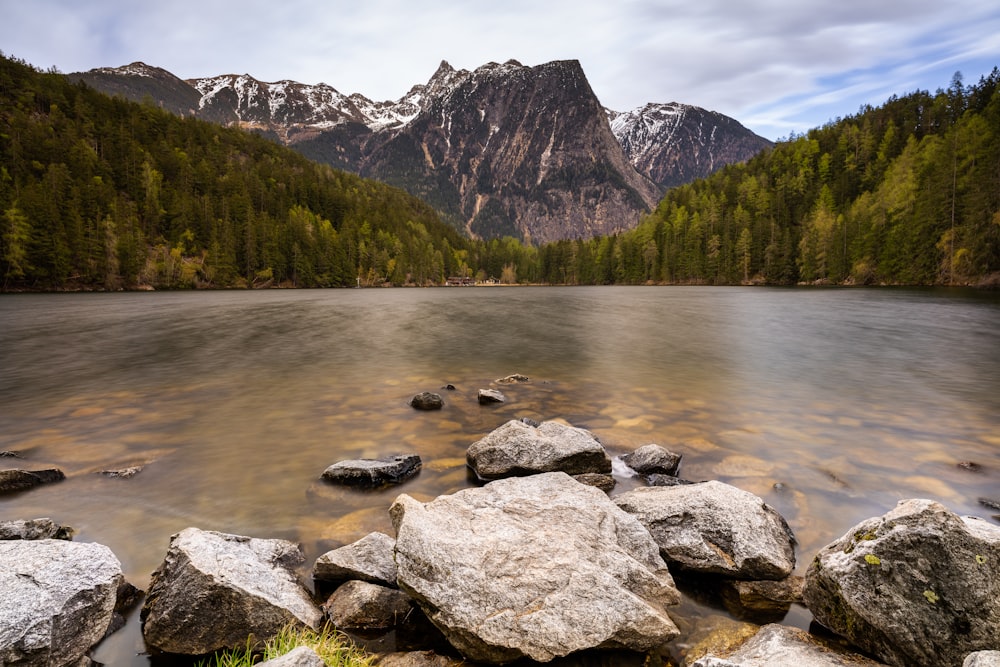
[1,286,998,664]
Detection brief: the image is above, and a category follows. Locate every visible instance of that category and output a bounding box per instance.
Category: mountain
[73,60,771,242]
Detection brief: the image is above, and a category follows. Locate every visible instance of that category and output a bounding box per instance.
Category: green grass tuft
[195,623,374,667]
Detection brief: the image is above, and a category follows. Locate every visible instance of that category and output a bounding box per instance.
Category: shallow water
[1,286,998,664]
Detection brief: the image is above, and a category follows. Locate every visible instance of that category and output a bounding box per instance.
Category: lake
[2,286,999,664]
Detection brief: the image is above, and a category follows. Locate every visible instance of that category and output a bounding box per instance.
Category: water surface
[1,286,998,663]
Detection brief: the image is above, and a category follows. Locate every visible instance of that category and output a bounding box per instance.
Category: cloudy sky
[3,0,999,140]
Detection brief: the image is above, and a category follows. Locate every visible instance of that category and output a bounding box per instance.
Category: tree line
[2,52,998,291]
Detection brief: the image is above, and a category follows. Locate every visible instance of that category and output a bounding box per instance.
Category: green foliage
[195,623,373,667]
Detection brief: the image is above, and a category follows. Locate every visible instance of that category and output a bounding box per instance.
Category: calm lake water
[2,286,999,664]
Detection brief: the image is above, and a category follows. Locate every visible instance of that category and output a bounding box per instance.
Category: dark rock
[441,384,457,391]
[0,518,74,540]
[374,651,465,667]
[719,576,806,621]
[647,474,694,487]
[313,531,397,587]
[391,472,680,663]
[477,388,506,404]
[141,527,322,655]
[410,392,444,410]
[689,623,887,666]
[495,374,530,384]
[957,461,983,472]
[322,454,422,487]
[323,580,416,630]
[621,444,682,476]
[978,497,1000,512]
[0,451,22,458]
[803,499,1000,667]
[466,419,612,480]
[0,539,126,665]
[519,417,540,427]
[614,481,796,580]
[573,472,616,492]
[0,468,65,494]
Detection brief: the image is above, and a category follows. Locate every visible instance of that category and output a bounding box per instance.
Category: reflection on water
[2,286,999,664]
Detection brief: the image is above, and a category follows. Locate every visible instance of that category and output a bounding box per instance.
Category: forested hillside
[0,54,488,290]
[534,70,1000,286]
[2,51,998,290]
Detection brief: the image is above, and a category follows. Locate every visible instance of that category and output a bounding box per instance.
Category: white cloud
[0,0,997,139]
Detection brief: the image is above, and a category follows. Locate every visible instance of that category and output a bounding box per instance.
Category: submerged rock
[410,392,444,410]
[0,468,65,495]
[141,527,322,655]
[614,481,796,580]
[391,472,680,663]
[322,454,422,487]
[313,531,397,587]
[0,539,125,665]
[466,419,612,480]
[803,499,1000,667]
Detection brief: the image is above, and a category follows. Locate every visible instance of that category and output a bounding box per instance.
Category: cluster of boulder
[2,413,999,666]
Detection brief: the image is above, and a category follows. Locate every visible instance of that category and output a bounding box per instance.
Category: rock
[410,392,444,410]
[323,580,416,630]
[621,444,682,476]
[477,388,506,404]
[647,474,695,487]
[680,615,761,667]
[979,498,1000,512]
[614,481,796,580]
[965,652,1000,667]
[322,454,422,487]
[100,465,143,478]
[803,499,1000,667]
[441,384,457,391]
[573,472,616,492]
[141,527,322,655]
[313,531,397,587]
[466,419,612,480]
[689,623,887,666]
[0,517,74,540]
[495,374,529,384]
[374,651,464,667]
[0,539,125,665]
[390,472,680,664]
[719,576,805,620]
[259,646,326,667]
[0,468,65,494]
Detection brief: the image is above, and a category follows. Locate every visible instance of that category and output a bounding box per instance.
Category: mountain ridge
[73,59,772,241]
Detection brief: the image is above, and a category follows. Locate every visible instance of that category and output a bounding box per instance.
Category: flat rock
[690,623,887,666]
[0,539,125,665]
[391,472,680,664]
[0,468,65,494]
[410,392,444,410]
[0,518,74,540]
[803,499,1000,667]
[322,580,415,630]
[614,481,796,580]
[621,444,682,476]
[477,388,506,404]
[322,454,421,487]
[313,531,397,587]
[141,527,322,655]
[466,419,612,480]
[495,374,530,384]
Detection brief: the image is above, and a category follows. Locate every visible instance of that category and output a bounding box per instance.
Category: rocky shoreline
[2,385,999,667]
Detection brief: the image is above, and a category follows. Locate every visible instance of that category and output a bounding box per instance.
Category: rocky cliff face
[73,60,770,241]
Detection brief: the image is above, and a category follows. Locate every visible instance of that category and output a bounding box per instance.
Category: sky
[2,0,999,141]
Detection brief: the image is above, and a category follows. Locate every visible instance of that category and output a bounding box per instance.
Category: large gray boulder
[614,481,796,579]
[466,419,612,480]
[690,623,888,666]
[313,531,397,587]
[0,539,125,666]
[390,472,680,663]
[803,499,1000,667]
[141,527,322,655]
